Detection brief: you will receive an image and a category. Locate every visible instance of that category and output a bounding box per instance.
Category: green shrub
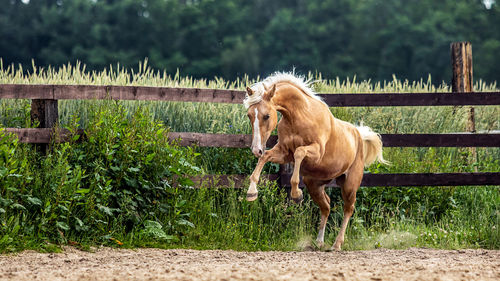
[0,102,200,251]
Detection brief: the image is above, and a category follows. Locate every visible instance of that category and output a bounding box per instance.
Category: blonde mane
[243,72,324,109]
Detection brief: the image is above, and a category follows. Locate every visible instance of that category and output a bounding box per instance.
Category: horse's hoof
[291,193,303,204]
[316,241,325,250]
[246,192,258,201]
[331,245,342,251]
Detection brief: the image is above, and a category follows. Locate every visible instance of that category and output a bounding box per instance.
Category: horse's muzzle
[252,147,263,157]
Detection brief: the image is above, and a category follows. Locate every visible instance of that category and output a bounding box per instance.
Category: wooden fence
[1,85,499,187]
[1,42,499,187]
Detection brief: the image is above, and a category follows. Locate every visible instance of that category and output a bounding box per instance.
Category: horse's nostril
[259,149,263,155]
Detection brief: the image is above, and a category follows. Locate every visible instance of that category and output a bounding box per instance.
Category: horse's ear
[246,86,255,96]
[264,84,276,101]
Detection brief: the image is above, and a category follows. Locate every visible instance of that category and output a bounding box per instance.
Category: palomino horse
[243,72,388,250]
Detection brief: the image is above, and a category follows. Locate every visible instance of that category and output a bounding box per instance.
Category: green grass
[138,182,499,251]
[0,61,499,252]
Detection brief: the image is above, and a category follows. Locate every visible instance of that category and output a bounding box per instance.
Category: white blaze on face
[251,108,262,156]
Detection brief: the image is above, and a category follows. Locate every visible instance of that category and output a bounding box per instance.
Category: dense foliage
[0,102,200,251]
[1,0,499,83]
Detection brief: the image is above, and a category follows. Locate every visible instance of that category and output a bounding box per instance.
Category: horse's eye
[263,114,270,121]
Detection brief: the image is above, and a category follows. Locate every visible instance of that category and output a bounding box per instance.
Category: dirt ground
[0,247,499,281]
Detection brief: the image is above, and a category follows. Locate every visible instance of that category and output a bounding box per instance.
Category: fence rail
[168,132,500,148]
[4,129,500,148]
[1,84,500,106]
[279,172,500,187]
[190,172,500,188]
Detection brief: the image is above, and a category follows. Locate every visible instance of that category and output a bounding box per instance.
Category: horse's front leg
[290,144,321,203]
[247,145,287,201]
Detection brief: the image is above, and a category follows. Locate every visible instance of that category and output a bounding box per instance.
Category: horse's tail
[356,125,390,167]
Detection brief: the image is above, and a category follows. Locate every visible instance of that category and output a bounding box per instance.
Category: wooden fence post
[278,163,293,195]
[31,99,58,152]
[450,42,477,170]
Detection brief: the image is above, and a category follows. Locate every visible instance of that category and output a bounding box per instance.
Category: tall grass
[0,61,499,251]
[1,60,498,135]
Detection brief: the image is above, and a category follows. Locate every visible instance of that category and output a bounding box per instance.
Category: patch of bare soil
[0,247,499,281]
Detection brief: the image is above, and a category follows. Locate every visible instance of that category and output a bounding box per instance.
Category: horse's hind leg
[304,177,330,248]
[332,160,363,251]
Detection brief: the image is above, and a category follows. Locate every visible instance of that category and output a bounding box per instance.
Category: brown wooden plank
[1,84,500,106]
[3,128,51,143]
[53,85,108,100]
[168,132,252,148]
[168,132,279,148]
[52,85,247,103]
[278,172,500,187]
[0,84,246,102]
[188,174,279,188]
[318,92,500,107]
[0,84,54,99]
[109,86,246,103]
[2,128,72,143]
[381,133,500,147]
[4,129,500,148]
[360,172,500,186]
[168,132,500,148]
[190,172,500,188]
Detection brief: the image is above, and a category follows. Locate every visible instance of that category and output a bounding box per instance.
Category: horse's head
[245,85,278,158]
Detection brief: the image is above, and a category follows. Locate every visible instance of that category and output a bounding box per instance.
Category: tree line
[1,0,499,83]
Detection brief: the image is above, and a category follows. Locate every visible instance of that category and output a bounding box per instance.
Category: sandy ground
[0,247,499,281]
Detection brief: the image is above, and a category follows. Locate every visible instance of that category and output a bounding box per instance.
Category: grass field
[0,61,498,252]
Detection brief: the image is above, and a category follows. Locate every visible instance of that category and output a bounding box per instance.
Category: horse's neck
[273,89,313,124]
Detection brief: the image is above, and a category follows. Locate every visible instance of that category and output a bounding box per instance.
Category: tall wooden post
[450,42,477,170]
[31,99,58,152]
[278,163,293,195]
